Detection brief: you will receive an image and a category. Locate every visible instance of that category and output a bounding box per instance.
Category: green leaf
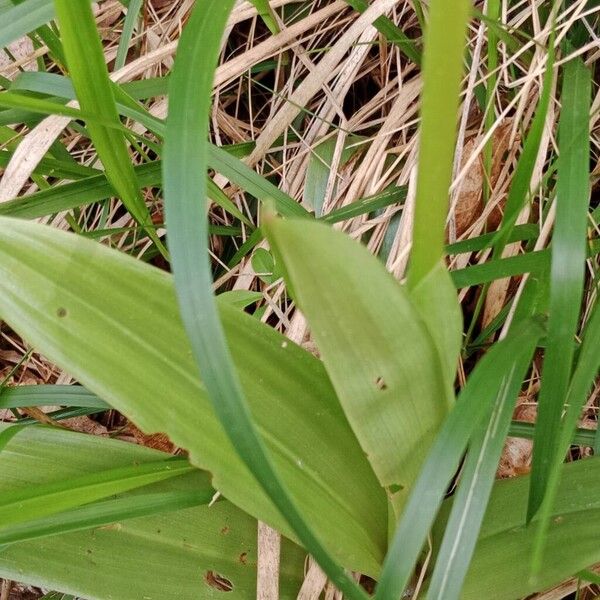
[0,425,213,544]
[162,1,368,596]
[530,299,600,576]
[53,0,164,254]
[0,452,194,530]
[0,216,387,576]
[0,0,53,50]
[450,457,600,600]
[0,385,107,409]
[491,39,554,255]
[0,427,305,599]
[425,329,538,599]
[409,262,462,400]
[408,0,470,287]
[114,0,143,70]
[342,0,421,64]
[266,217,449,515]
[320,185,407,225]
[528,58,592,522]
[373,319,543,600]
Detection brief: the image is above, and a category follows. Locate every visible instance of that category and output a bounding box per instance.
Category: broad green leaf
[163,1,366,596]
[53,0,164,253]
[409,262,462,399]
[266,217,449,514]
[0,503,306,599]
[374,319,543,600]
[529,58,592,522]
[408,0,470,287]
[0,425,213,544]
[446,457,600,600]
[0,427,305,598]
[0,216,387,576]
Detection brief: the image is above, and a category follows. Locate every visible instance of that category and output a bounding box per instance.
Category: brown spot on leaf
[204,571,233,592]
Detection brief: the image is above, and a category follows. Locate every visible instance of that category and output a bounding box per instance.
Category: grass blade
[53,0,164,255]
[425,335,538,599]
[162,1,367,596]
[114,0,143,70]
[528,58,592,521]
[530,298,600,576]
[343,0,421,64]
[0,456,193,528]
[0,385,107,409]
[0,0,53,49]
[373,319,543,600]
[407,0,470,287]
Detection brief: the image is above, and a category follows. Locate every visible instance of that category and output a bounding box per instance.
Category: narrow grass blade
[528,58,592,521]
[164,2,369,595]
[426,336,538,599]
[320,186,407,224]
[530,300,600,576]
[455,457,600,599]
[0,457,193,528]
[53,0,164,254]
[491,43,554,254]
[0,0,53,49]
[407,0,470,287]
[0,475,214,545]
[114,0,143,70]
[373,320,543,600]
[249,0,280,34]
[0,385,107,409]
[343,0,421,64]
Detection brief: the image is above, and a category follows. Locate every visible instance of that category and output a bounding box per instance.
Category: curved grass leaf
[114,0,143,70]
[0,215,386,576]
[266,217,450,515]
[53,0,164,254]
[373,319,543,600]
[162,1,369,596]
[343,0,421,64]
[0,453,193,529]
[528,58,592,522]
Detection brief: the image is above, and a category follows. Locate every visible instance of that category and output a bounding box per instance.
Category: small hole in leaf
[56,307,68,318]
[204,571,233,592]
[388,483,403,494]
[375,376,387,391]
